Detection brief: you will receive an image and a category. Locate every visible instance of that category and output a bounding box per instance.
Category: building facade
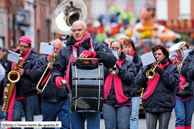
[1,0,194,52]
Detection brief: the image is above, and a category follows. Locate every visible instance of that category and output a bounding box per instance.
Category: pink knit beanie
[19,36,31,44]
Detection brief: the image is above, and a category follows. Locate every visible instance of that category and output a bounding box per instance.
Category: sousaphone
[52,0,87,35]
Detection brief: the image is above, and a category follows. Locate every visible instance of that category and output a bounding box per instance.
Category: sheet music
[39,42,54,55]
[141,51,156,66]
[111,49,119,60]
[7,51,20,63]
[126,55,133,61]
[183,49,192,58]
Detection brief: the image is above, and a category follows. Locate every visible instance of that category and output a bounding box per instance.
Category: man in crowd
[3,36,38,126]
[31,39,70,129]
[51,20,117,129]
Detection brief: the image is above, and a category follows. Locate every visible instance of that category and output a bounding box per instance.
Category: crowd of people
[0,1,194,129]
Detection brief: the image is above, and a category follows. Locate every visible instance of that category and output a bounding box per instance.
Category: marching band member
[102,39,136,129]
[180,47,194,129]
[3,36,38,125]
[31,39,70,129]
[51,21,117,129]
[135,44,179,129]
[123,38,142,129]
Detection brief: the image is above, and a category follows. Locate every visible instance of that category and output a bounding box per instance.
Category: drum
[69,62,104,113]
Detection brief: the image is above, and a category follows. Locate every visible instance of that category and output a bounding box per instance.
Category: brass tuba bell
[169,41,186,71]
[52,0,87,35]
[169,41,186,61]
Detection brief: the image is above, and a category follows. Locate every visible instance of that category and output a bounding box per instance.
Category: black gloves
[146,64,153,71]
[155,66,164,75]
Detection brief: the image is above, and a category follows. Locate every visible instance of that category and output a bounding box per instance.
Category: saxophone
[2,52,24,112]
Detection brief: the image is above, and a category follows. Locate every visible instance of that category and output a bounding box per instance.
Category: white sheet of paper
[183,49,192,58]
[141,51,156,66]
[111,49,119,60]
[7,51,20,63]
[126,55,133,61]
[39,42,54,55]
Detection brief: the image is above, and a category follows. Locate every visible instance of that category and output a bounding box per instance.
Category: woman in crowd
[135,44,179,129]
[123,38,142,129]
[102,39,136,129]
[179,43,194,129]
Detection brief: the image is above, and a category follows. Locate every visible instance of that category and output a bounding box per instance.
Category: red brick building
[1,0,194,52]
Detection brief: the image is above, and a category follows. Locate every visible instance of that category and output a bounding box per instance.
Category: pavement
[0,115,106,129]
[1,111,194,129]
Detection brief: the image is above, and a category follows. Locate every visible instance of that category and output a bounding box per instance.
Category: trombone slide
[36,63,51,92]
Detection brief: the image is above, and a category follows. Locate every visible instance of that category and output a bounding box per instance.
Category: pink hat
[19,36,31,44]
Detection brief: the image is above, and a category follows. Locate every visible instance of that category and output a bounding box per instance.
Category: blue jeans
[145,111,171,129]
[102,103,131,129]
[130,97,140,129]
[174,97,194,127]
[70,112,101,129]
[42,99,70,129]
[13,95,37,129]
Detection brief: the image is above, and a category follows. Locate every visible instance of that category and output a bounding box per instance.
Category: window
[179,0,190,19]
[156,0,168,20]
[0,37,4,47]
[37,29,40,52]
[46,20,50,42]
[53,33,57,39]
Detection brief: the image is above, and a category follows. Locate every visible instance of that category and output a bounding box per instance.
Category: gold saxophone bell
[36,54,57,92]
[2,54,24,112]
[146,61,161,79]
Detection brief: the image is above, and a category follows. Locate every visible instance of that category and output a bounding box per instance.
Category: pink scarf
[104,58,128,103]
[179,76,186,93]
[129,50,135,56]
[142,61,169,99]
[66,33,94,89]
[8,49,31,123]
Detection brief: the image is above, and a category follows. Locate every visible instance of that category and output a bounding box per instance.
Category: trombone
[36,54,57,92]
[146,60,161,79]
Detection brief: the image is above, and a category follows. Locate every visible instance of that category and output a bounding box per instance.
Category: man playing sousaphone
[31,39,70,129]
[3,36,38,124]
[51,21,117,129]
